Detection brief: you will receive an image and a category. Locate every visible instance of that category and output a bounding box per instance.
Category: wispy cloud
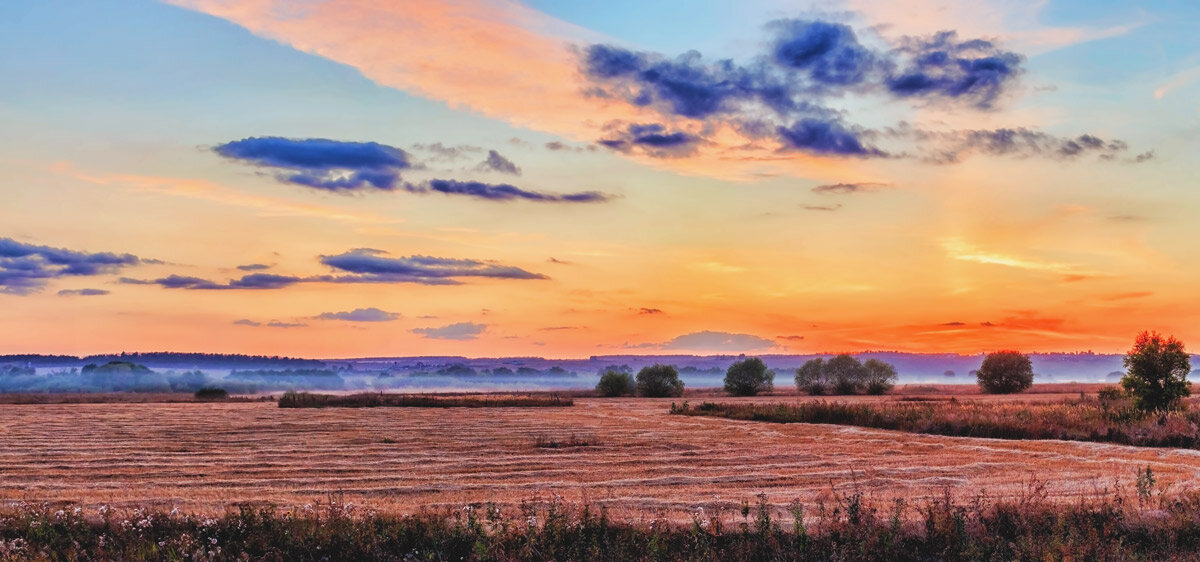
[315,307,401,322]
[413,322,487,340]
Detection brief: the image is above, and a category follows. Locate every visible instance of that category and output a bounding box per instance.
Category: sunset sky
[3,0,1199,358]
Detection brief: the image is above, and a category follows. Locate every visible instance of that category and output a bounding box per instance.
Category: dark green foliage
[976,351,1034,394]
[863,359,897,395]
[193,387,229,400]
[1121,331,1192,412]
[278,391,572,408]
[794,358,826,395]
[825,354,868,395]
[674,399,1200,448]
[595,370,635,397]
[636,364,684,397]
[723,357,774,396]
[10,491,1200,560]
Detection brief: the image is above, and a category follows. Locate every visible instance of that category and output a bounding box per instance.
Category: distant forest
[0,352,324,369]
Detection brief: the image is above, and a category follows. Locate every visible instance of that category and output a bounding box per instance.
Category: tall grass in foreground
[278,391,573,409]
[4,488,1200,560]
[671,398,1200,448]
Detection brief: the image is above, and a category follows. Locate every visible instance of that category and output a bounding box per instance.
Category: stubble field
[1,385,1196,521]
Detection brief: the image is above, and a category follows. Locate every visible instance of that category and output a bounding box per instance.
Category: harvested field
[1,389,1198,521]
[277,391,573,408]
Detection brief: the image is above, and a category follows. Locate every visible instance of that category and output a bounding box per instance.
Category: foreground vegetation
[278,391,573,408]
[6,487,1200,560]
[672,396,1200,448]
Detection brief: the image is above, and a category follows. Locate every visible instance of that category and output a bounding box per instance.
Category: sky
[2,0,1199,358]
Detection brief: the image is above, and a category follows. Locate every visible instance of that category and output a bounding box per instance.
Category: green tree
[825,354,867,395]
[1120,331,1191,412]
[794,358,826,395]
[976,351,1034,394]
[863,359,897,395]
[595,369,635,397]
[724,357,775,396]
[636,364,684,397]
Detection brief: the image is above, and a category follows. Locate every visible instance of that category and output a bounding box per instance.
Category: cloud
[475,150,522,175]
[413,179,610,202]
[776,335,805,341]
[660,330,780,352]
[319,248,548,283]
[886,31,1024,109]
[233,319,262,326]
[268,321,307,328]
[768,19,878,88]
[597,123,700,158]
[57,288,110,297]
[547,257,571,264]
[122,249,549,291]
[411,142,482,161]
[544,141,590,152]
[637,307,664,315]
[905,127,1132,163]
[777,119,885,156]
[0,237,141,295]
[802,204,842,211]
[236,263,271,271]
[120,273,304,290]
[214,136,412,191]
[940,237,1077,274]
[413,322,487,340]
[812,182,891,194]
[316,307,401,322]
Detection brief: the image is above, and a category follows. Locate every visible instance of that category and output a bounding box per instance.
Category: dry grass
[2,389,1200,522]
[674,397,1200,448]
[277,391,573,408]
[0,393,272,405]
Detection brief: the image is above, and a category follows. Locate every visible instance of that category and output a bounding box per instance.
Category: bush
[724,357,774,396]
[863,359,897,395]
[193,387,229,400]
[1121,331,1191,412]
[976,351,1034,394]
[794,359,826,395]
[595,370,635,397]
[636,364,684,397]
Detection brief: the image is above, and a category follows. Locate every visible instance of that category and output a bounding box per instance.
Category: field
[2,384,1199,525]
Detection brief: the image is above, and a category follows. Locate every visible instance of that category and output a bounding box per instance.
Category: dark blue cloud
[316,307,400,322]
[0,238,141,295]
[213,136,412,192]
[576,21,1140,162]
[419,179,609,203]
[777,119,886,156]
[320,249,548,283]
[886,31,1024,109]
[598,123,700,158]
[769,20,877,87]
[236,263,271,271]
[475,150,522,175]
[119,273,303,290]
[413,322,487,341]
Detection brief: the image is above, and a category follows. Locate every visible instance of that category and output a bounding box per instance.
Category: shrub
[1121,331,1191,412]
[825,354,867,395]
[724,357,774,396]
[795,358,826,395]
[193,387,229,400]
[976,351,1033,394]
[636,364,684,397]
[595,370,635,397]
[863,359,897,395]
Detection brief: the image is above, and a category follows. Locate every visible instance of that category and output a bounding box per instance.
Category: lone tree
[825,354,868,395]
[595,369,635,397]
[724,357,775,396]
[794,358,826,395]
[863,359,898,395]
[976,351,1034,394]
[1121,331,1191,412]
[636,364,684,397]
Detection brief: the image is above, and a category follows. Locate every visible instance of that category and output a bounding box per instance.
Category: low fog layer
[0,351,1175,394]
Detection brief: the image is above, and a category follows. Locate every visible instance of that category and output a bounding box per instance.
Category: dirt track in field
[2,391,1198,519]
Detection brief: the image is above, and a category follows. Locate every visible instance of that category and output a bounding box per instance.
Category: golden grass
[0,389,1194,523]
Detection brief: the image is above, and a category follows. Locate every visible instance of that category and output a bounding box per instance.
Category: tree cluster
[794,355,897,395]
